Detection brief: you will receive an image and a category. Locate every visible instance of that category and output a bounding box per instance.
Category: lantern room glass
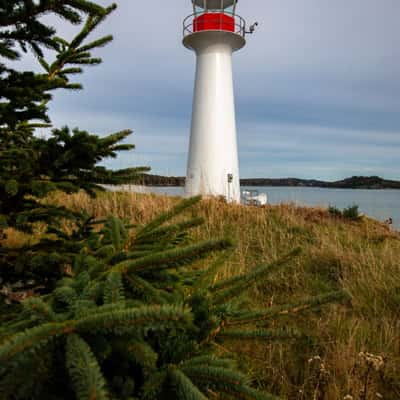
[192,0,237,15]
[224,5,234,14]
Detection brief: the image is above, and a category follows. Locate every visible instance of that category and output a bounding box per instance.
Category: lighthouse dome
[193,0,237,10]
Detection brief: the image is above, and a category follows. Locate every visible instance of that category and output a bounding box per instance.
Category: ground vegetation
[40,190,400,399]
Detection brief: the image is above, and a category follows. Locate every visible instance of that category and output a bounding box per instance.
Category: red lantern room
[191,0,239,34]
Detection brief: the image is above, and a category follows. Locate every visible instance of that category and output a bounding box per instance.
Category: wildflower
[358,352,385,371]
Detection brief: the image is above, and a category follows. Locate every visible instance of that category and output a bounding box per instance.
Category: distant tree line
[141,175,400,189]
[241,176,400,189]
[140,174,185,186]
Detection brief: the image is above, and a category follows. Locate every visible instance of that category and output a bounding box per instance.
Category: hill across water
[139,175,400,189]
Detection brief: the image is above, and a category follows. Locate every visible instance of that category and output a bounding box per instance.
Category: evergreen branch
[53,5,81,24]
[66,57,102,65]
[227,291,346,326]
[182,365,249,388]
[65,0,109,16]
[0,319,41,343]
[69,4,116,48]
[0,0,107,28]
[66,334,109,400]
[61,67,83,75]
[111,239,234,275]
[22,297,55,322]
[37,56,50,72]
[126,244,172,252]
[73,300,98,319]
[75,304,193,335]
[0,305,192,363]
[211,249,301,305]
[183,366,278,400]
[92,303,126,315]
[128,341,158,370]
[123,250,155,260]
[141,371,167,399]
[103,271,124,304]
[125,274,169,304]
[136,196,202,238]
[40,7,116,88]
[0,322,71,363]
[134,217,204,245]
[0,4,58,27]
[78,35,113,52]
[167,367,208,400]
[54,36,70,47]
[64,51,92,60]
[217,328,301,341]
[54,286,79,309]
[98,129,132,146]
[101,215,128,252]
[0,1,106,33]
[0,44,19,60]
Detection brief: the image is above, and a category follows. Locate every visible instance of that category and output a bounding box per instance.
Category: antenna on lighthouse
[246,22,259,34]
[183,0,252,203]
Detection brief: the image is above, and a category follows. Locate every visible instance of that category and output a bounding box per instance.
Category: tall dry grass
[4,190,400,399]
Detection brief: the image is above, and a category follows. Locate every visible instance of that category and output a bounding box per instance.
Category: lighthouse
[183,0,248,203]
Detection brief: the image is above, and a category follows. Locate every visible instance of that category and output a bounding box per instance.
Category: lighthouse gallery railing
[183,12,246,38]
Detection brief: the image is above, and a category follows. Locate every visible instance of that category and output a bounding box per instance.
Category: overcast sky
[44,0,399,180]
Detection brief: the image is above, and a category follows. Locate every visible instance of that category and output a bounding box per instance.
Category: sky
[41,0,400,180]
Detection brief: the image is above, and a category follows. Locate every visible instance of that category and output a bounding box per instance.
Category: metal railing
[183,11,246,38]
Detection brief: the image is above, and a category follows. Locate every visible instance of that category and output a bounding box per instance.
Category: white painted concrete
[183,31,245,203]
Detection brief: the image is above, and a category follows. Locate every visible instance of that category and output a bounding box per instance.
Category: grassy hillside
[4,191,400,399]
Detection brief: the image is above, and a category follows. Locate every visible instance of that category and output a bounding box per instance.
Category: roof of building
[193,0,236,10]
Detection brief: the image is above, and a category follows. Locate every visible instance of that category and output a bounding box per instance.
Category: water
[144,186,400,230]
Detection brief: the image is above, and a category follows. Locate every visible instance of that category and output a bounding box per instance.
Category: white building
[183,0,249,203]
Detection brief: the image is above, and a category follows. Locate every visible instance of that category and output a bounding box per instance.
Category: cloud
[237,121,399,179]
[29,0,400,180]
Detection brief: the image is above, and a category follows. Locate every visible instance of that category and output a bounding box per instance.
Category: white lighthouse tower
[183,0,247,203]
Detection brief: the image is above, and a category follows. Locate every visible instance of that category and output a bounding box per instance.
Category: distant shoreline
[138,175,400,190]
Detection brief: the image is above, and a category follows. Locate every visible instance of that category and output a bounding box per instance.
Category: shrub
[342,205,361,220]
[328,205,342,218]
[328,204,362,221]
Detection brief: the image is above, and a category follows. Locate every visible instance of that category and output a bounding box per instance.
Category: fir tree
[0,1,113,127]
[0,1,149,289]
